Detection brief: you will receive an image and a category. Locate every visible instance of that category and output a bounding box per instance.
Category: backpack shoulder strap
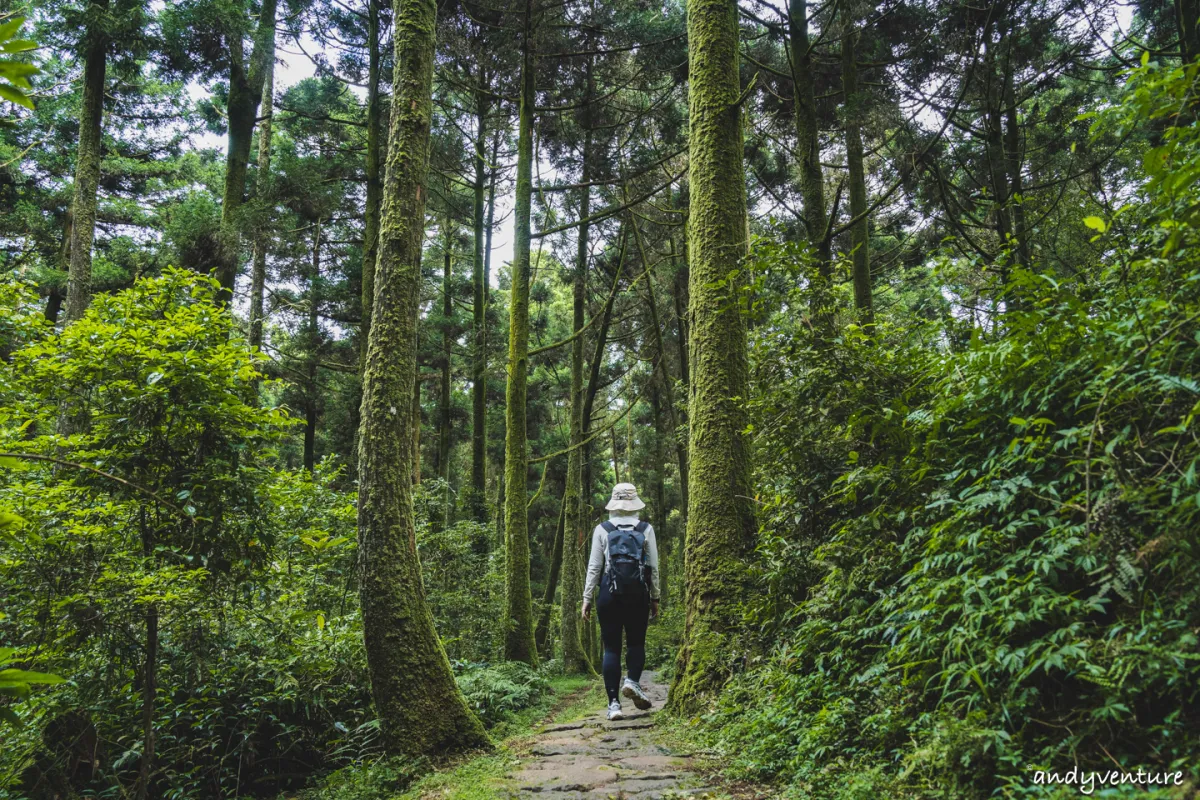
[600,520,617,533]
[634,521,649,565]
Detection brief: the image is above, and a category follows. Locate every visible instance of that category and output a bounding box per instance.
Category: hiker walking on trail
[581,482,661,721]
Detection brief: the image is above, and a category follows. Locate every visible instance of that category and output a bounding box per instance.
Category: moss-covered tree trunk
[650,381,669,605]
[667,0,756,715]
[249,52,275,353]
[63,9,108,324]
[534,495,565,656]
[216,0,277,300]
[360,0,383,368]
[469,86,490,521]
[560,124,594,674]
[439,224,454,527]
[840,7,872,325]
[789,0,830,280]
[357,0,489,756]
[503,0,538,666]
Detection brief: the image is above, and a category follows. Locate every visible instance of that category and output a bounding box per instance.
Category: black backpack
[601,520,649,596]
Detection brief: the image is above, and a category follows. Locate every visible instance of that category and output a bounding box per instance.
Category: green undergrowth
[295,673,598,800]
[675,57,1200,800]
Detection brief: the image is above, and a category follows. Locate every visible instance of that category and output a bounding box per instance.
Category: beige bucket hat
[605,482,645,512]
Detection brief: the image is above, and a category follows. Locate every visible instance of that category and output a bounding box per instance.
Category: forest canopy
[2,0,1200,796]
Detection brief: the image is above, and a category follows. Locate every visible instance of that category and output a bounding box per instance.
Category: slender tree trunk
[672,255,690,391]
[789,0,831,279]
[581,228,627,521]
[495,447,506,550]
[356,0,489,755]
[249,43,275,353]
[561,116,594,674]
[360,0,383,367]
[668,0,756,714]
[631,218,689,525]
[982,36,1013,296]
[535,495,565,657]
[47,221,69,323]
[304,219,321,473]
[1002,36,1031,272]
[137,519,156,800]
[44,287,64,324]
[413,375,422,485]
[1177,0,1200,64]
[651,381,669,606]
[137,603,157,800]
[439,225,453,527]
[485,136,499,278]
[669,236,690,529]
[609,422,622,483]
[470,86,490,521]
[503,0,538,666]
[216,0,278,299]
[439,227,452,479]
[841,6,872,325]
[625,395,633,480]
[64,10,108,324]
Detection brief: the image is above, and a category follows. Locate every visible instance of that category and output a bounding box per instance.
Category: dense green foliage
[690,58,1200,798]
[0,274,561,795]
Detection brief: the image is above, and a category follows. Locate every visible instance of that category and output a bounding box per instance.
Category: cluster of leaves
[0,15,37,111]
[454,661,552,728]
[697,58,1200,799]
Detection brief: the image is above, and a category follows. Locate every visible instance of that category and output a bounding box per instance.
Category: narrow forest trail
[498,672,720,799]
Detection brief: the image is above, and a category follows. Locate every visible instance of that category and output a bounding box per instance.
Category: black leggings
[596,579,649,702]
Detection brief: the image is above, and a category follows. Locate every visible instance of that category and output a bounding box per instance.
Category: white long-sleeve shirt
[583,513,660,601]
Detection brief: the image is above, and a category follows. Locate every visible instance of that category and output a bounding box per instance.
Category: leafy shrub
[416,502,505,663]
[645,601,684,676]
[0,273,373,797]
[288,756,428,800]
[455,662,551,727]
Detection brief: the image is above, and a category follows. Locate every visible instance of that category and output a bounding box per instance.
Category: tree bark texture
[668,0,757,715]
[356,0,489,755]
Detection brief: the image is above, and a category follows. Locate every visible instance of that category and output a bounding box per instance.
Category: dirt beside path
[502,672,718,799]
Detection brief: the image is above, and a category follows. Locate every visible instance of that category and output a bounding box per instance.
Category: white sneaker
[607,700,625,721]
[622,678,652,710]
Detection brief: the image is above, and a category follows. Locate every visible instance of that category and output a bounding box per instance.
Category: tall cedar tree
[215,0,277,299]
[668,0,757,713]
[356,0,490,755]
[503,0,538,666]
[841,1,872,323]
[560,72,594,673]
[63,0,109,322]
[248,55,274,352]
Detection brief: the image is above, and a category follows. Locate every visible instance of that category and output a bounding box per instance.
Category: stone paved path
[503,672,719,799]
